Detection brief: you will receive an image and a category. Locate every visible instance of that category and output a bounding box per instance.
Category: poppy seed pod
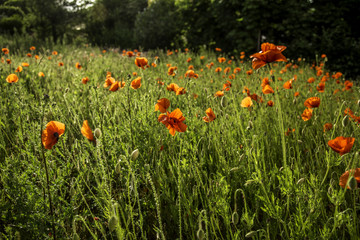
[94,128,102,138]
[115,161,121,174]
[197,228,205,240]
[108,216,118,232]
[342,115,350,127]
[232,212,239,225]
[131,149,139,160]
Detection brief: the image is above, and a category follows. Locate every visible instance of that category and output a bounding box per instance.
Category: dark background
[1,0,359,78]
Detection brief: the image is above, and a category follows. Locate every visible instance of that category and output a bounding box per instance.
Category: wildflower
[215,91,224,97]
[301,108,313,121]
[241,97,253,108]
[27,53,32,58]
[267,100,274,107]
[176,87,186,95]
[22,62,29,67]
[223,81,232,91]
[250,42,287,69]
[304,97,320,108]
[75,62,82,69]
[15,66,23,72]
[215,67,222,73]
[155,98,170,113]
[6,59,11,64]
[42,121,65,149]
[262,85,274,94]
[38,72,45,77]
[2,48,9,54]
[6,74,19,83]
[294,92,300,97]
[131,77,141,89]
[218,57,226,63]
[81,120,95,141]
[203,108,216,122]
[82,77,89,84]
[126,51,134,57]
[167,83,179,92]
[215,48,222,52]
[328,136,355,156]
[30,46,36,51]
[52,51,58,55]
[135,57,148,69]
[104,77,115,88]
[58,62,64,67]
[323,123,333,132]
[158,108,187,136]
[185,70,195,78]
[283,80,292,89]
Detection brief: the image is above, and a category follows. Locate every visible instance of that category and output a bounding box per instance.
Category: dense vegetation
[0,0,359,78]
[0,42,360,239]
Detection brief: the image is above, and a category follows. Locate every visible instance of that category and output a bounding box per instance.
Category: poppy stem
[40,98,57,240]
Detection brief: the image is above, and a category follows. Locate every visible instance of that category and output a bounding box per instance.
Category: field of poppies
[1,43,359,239]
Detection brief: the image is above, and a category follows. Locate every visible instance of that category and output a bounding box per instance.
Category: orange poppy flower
[344,81,353,90]
[250,43,287,69]
[333,72,343,79]
[333,89,340,95]
[283,80,292,89]
[185,70,195,78]
[155,98,170,113]
[218,57,226,63]
[234,67,241,74]
[135,57,148,69]
[301,108,313,121]
[27,53,32,58]
[176,87,186,95]
[109,81,120,91]
[339,168,360,189]
[267,100,274,107]
[58,62,64,67]
[328,136,355,156]
[215,48,222,52]
[193,93,199,99]
[6,74,19,83]
[35,55,39,60]
[316,82,325,92]
[200,56,205,60]
[262,85,274,94]
[104,77,115,88]
[215,91,224,97]
[30,46,36,51]
[52,51,58,55]
[126,51,134,57]
[81,120,95,141]
[168,66,177,76]
[38,72,45,77]
[2,48,9,54]
[15,66,23,72]
[203,108,216,122]
[75,62,82,69]
[321,54,326,58]
[241,96,253,108]
[285,128,295,136]
[167,83,179,92]
[223,80,232,91]
[186,57,192,63]
[22,62,29,67]
[246,69,253,75]
[131,77,141,89]
[224,67,231,74]
[215,67,222,73]
[294,92,300,97]
[82,77,89,84]
[6,59,11,64]
[158,108,187,136]
[304,97,320,108]
[41,121,65,150]
[323,123,333,132]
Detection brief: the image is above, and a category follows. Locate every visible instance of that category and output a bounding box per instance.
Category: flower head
[155,98,170,113]
[131,77,142,89]
[158,108,187,136]
[203,108,216,123]
[250,43,287,70]
[339,168,360,189]
[42,121,65,149]
[135,57,148,69]
[304,97,320,108]
[6,74,19,83]
[328,136,355,156]
[81,120,95,141]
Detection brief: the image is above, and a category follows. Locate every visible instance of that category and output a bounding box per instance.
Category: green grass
[0,43,359,239]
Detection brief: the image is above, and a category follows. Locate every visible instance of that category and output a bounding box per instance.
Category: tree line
[1,0,359,78]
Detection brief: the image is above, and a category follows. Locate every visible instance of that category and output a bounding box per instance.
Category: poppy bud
[144,164,150,172]
[232,212,239,225]
[245,231,257,238]
[70,186,76,196]
[297,178,305,185]
[197,228,205,240]
[94,128,102,138]
[115,161,121,174]
[348,176,357,190]
[342,115,350,127]
[131,149,139,160]
[108,215,118,232]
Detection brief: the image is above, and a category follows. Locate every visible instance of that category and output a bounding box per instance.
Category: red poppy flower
[304,97,320,108]
[339,168,360,189]
[131,77,142,89]
[328,136,355,156]
[203,108,216,122]
[81,120,95,141]
[155,98,170,113]
[6,74,19,83]
[135,57,148,69]
[250,43,287,70]
[158,108,187,136]
[42,121,65,149]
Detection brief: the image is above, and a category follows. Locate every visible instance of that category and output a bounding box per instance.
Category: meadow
[0,42,359,239]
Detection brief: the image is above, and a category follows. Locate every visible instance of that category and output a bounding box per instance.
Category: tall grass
[0,41,359,239]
